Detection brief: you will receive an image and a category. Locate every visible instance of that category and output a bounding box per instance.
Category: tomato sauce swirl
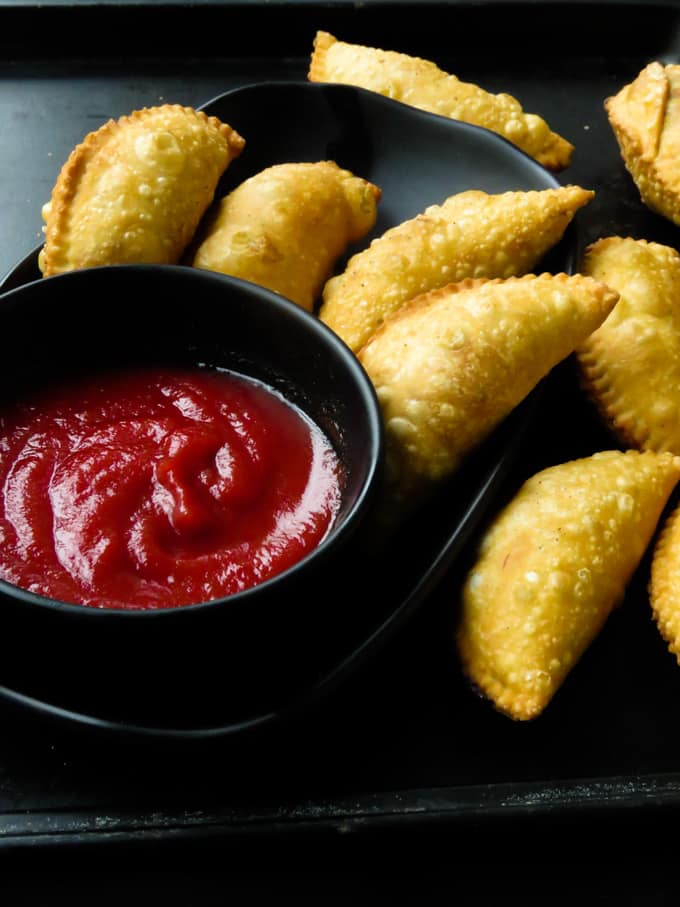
[0,366,342,609]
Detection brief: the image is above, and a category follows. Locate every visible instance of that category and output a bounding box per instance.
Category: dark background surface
[2,0,680,900]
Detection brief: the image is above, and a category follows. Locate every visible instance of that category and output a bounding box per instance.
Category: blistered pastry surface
[39,105,245,276]
[606,62,680,226]
[191,161,380,311]
[650,502,680,667]
[358,272,618,522]
[577,236,680,453]
[458,450,680,720]
[308,31,573,170]
[320,185,594,353]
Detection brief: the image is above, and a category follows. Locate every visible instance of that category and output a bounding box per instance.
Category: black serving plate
[0,82,573,739]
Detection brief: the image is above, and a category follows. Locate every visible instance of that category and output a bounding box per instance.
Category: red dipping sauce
[0,365,343,609]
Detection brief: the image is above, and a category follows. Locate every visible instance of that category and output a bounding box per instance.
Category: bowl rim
[0,263,385,620]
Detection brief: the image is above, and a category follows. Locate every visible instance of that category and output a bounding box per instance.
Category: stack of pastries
[35,37,680,722]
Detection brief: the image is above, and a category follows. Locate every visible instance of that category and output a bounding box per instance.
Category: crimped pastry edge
[40,104,245,277]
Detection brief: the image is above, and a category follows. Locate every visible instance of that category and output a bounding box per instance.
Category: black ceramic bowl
[0,264,383,731]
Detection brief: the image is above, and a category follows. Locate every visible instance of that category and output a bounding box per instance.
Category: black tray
[2,0,680,867]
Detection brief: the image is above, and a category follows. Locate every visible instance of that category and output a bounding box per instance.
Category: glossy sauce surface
[0,366,342,609]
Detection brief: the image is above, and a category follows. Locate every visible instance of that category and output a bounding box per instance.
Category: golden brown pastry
[39,105,245,276]
[319,184,594,353]
[650,500,680,668]
[577,236,680,453]
[190,161,381,311]
[358,272,619,524]
[458,450,680,721]
[309,31,573,170]
[606,62,680,226]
